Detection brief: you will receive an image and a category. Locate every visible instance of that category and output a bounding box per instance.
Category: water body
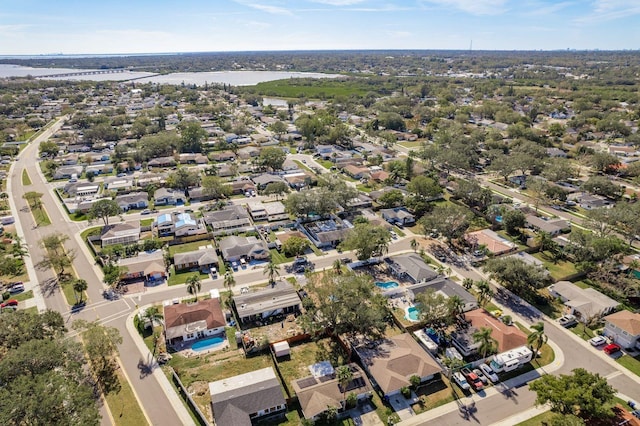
[0,64,341,86]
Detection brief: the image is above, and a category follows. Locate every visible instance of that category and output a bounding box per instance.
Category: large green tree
[483,257,550,298]
[178,121,207,153]
[88,199,122,226]
[419,203,472,245]
[339,223,391,261]
[530,368,615,420]
[258,146,287,171]
[200,175,231,200]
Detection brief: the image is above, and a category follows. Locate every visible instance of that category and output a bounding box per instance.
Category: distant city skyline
[1,0,639,55]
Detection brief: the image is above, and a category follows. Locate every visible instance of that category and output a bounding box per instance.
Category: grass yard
[140,218,154,227]
[617,354,640,377]
[13,290,34,302]
[411,378,455,415]
[21,169,32,185]
[167,267,209,286]
[531,252,579,281]
[398,140,424,149]
[168,240,215,257]
[269,248,295,265]
[318,159,334,169]
[277,338,348,392]
[104,368,149,426]
[515,411,554,426]
[21,306,38,315]
[169,352,273,388]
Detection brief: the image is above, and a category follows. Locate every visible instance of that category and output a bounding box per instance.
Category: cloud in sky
[575,0,640,23]
[309,0,366,5]
[420,0,509,15]
[234,1,295,15]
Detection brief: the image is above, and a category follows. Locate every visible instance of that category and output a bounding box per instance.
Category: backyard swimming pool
[375,281,400,290]
[191,336,225,352]
[406,306,420,322]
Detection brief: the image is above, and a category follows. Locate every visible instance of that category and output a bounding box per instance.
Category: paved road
[12,118,185,426]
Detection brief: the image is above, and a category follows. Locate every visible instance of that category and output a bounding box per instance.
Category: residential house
[117,250,166,282]
[164,298,225,345]
[525,215,570,236]
[577,193,611,210]
[209,367,286,426]
[85,163,113,175]
[104,176,134,191]
[407,277,478,313]
[248,201,288,222]
[451,309,528,357]
[178,153,208,164]
[237,146,261,160]
[136,172,167,188]
[115,192,149,211]
[386,254,438,284]
[299,216,353,249]
[229,180,257,195]
[218,235,269,263]
[209,151,235,162]
[609,145,639,157]
[369,170,389,183]
[548,281,620,321]
[380,207,415,227]
[63,182,100,197]
[283,172,314,190]
[204,205,253,233]
[465,229,516,255]
[100,222,140,247]
[173,248,219,273]
[546,147,567,158]
[154,188,186,206]
[232,281,301,324]
[186,186,215,203]
[156,212,206,237]
[354,333,441,397]
[293,363,373,421]
[53,165,84,180]
[506,252,549,276]
[147,156,176,168]
[343,164,370,180]
[252,173,286,190]
[603,310,640,350]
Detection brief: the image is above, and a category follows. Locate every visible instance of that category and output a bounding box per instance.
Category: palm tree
[142,305,164,330]
[336,365,353,409]
[527,321,547,356]
[11,236,29,260]
[476,280,494,308]
[263,258,281,286]
[447,295,465,319]
[72,279,88,304]
[186,274,202,301]
[472,327,498,359]
[333,259,343,275]
[223,270,235,292]
[410,238,418,253]
[462,278,474,291]
[535,231,555,254]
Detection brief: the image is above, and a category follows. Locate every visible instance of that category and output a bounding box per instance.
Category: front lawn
[13,290,33,302]
[531,252,579,281]
[411,378,455,414]
[168,240,215,257]
[167,267,209,286]
[269,249,295,265]
[617,354,640,377]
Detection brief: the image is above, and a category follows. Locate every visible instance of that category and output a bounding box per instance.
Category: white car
[479,364,499,384]
[558,314,578,328]
[473,368,488,385]
[589,336,607,347]
[452,372,471,390]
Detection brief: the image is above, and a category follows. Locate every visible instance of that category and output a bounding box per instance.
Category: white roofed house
[154,188,186,206]
[232,281,301,325]
[100,222,140,247]
[548,281,620,321]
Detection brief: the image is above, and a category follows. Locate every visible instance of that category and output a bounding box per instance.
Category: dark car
[340,257,352,264]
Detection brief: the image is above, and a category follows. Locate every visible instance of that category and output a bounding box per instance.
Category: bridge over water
[36,69,128,78]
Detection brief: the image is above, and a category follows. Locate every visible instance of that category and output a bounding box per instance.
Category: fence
[169,366,210,426]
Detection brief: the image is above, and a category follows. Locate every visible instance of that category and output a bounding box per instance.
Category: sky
[0,0,639,55]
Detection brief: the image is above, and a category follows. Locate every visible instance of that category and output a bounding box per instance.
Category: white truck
[489,346,533,373]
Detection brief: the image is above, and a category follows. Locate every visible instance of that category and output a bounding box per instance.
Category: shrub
[400,386,411,399]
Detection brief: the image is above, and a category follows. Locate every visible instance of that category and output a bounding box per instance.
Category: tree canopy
[339,223,391,261]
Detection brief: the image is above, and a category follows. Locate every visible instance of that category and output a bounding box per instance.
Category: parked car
[473,368,488,385]
[589,336,607,347]
[479,364,499,383]
[461,368,484,391]
[8,282,24,293]
[140,209,151,215]
[1,299,18,308]
[603,343,622,355]
[558,314,578,328]
[390,231,398,240]
[452,372,470,391]
[490,309,503,318]
[340,257,352,264]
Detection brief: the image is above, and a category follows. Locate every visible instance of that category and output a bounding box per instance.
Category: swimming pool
[375,281,400,290]
[191,336,225,352]
[495,215,503,223]
[406,306,420,322]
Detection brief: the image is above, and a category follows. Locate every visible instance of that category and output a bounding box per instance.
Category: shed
[272,341,291,357]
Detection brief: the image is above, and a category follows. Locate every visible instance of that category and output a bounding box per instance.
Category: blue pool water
[191,336,225,352]
[496,215,503,223]
[375,281,400,290]
[406,306,420,322]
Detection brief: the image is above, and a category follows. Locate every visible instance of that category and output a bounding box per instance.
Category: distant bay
[0,64,341,86]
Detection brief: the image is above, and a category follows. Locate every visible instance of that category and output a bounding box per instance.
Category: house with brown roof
[164,298,226,344]
[603,310,640,350]
[100,222,140,247]
[343,164,370,180]
[354,333,441,397]
[117,250,166,283]
[173,248,218,273]
[293,363,373,421]
[451,309,528,357]
[465,229,516,255]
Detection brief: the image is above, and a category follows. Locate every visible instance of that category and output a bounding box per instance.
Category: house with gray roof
[204,205,253,233]
[548,281,620,321]
[173,248,218,273]
[100,222,140,247]
[386,253,438,284]
[115,192,148,211]
[147,156,176,168]
[209,367,286,426]
[407,277,478,312]
[525,215,570,236]
[252,173,286,190]
[53,165,84,180]
[299,216,353,249]
[381,207,415,227]
[218,235,269,263]
[232,281,301,324]
[154,188,186,206]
